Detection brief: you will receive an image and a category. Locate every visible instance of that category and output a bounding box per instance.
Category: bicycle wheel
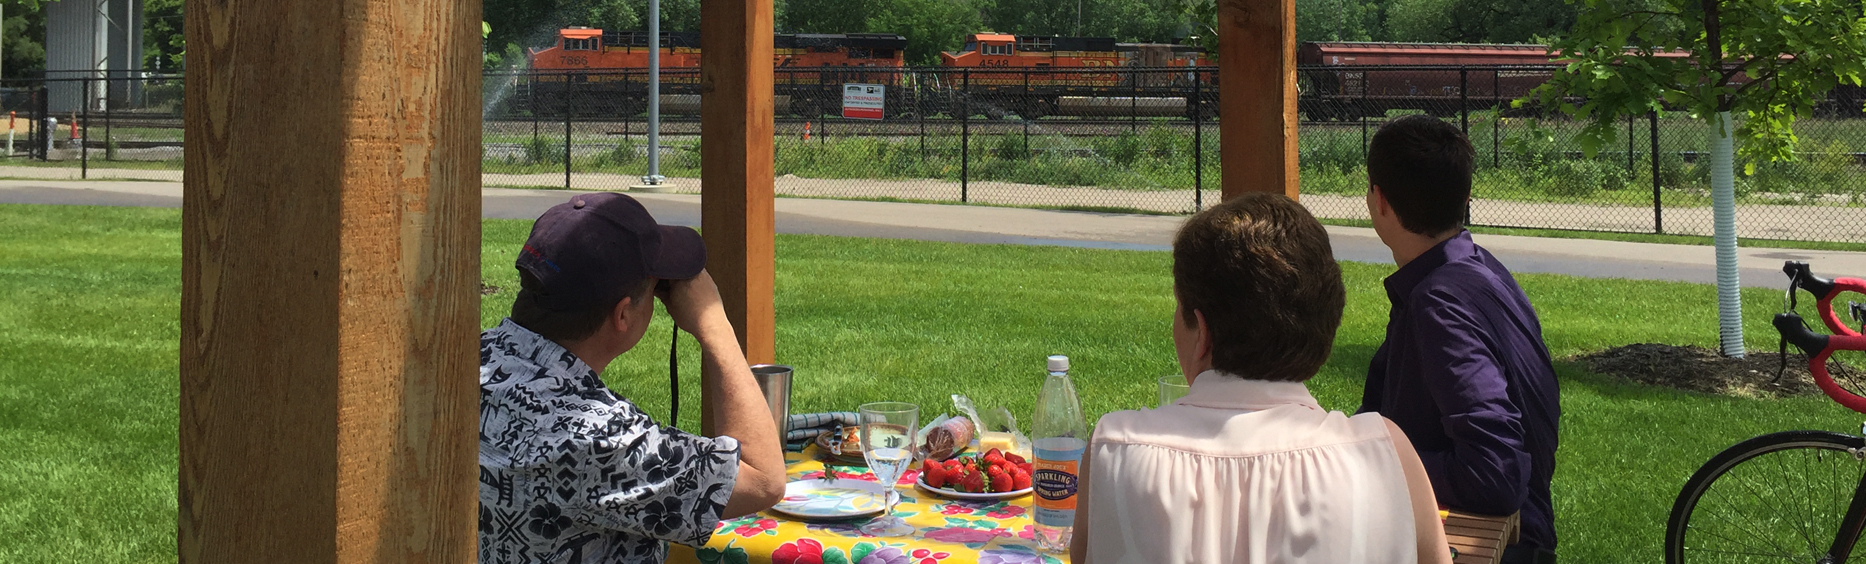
[1666,431,1866,564]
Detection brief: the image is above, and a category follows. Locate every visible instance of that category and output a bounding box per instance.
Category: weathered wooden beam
[179,0,480,560]
[699,0,777,364]
[1218,0,1300,200]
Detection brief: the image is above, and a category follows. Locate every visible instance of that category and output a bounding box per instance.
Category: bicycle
[1664,261,1866,563]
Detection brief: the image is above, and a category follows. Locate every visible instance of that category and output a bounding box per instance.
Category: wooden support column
[1218,0,1300,200]
[179,0,480,560]
[700,0,777,364]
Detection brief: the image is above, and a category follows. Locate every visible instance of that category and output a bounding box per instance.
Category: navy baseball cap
[516,193,706,311]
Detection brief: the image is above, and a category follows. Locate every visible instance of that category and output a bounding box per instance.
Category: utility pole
[637,0,667,189]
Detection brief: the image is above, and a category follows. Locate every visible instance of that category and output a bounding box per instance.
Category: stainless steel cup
[750,364,793,437]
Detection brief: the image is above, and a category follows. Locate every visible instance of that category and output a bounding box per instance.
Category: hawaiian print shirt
[480,318,741,564]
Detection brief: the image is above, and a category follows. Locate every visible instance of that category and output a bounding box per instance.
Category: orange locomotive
[522,27,910,117]
[938,33,1212,119]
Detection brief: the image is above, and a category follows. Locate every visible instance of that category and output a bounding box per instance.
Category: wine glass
[858,401,919,537]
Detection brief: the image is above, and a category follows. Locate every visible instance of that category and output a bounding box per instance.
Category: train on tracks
[504,28,1865,120]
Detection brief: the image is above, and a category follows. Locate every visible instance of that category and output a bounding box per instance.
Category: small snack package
[951,394,1033,461]
[916,413,975,462]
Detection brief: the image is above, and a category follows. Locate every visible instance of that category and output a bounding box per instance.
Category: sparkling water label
[1032,439,1086,527]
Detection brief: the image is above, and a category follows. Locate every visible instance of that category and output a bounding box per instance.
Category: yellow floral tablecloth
[669,447,1069,564]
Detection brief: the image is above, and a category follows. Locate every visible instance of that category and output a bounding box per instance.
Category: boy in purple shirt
[1356,115,1561,563]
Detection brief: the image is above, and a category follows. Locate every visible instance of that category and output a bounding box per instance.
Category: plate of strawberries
[915,448,1034,500]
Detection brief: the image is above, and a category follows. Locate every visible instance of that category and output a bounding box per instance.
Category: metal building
[45,0,145,114]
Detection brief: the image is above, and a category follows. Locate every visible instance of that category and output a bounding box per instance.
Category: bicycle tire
[1666,430,1866,564]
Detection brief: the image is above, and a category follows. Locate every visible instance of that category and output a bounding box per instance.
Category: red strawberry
[1004,452,1027,465]
[962,468,986,493]
[1019,462,1034,475]
[1012,468,1033,490]
[987,466,1014,493]
[983,449,1007,467]
[924,460,948,488]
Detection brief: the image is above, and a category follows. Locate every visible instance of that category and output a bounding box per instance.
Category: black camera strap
[669,327,680,426]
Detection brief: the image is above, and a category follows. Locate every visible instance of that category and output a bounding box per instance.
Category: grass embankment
[1,203,1861,562]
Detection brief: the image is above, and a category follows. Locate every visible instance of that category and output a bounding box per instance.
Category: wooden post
[1218,0,1299,200]
[700,0,776,363]
[179,0,481,560]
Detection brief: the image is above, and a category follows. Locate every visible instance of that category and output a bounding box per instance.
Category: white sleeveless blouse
[1084,371,1420,564]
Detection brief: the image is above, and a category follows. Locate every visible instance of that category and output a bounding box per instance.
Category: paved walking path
[4,175,1863,289]
[11,165,1859,243]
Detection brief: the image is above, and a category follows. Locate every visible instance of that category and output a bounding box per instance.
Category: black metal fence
[480,66,1866,244]
[1,75,186,174]
[13,69,1864,244]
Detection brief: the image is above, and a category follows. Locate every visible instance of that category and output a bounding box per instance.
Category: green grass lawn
[3,203,1863,562]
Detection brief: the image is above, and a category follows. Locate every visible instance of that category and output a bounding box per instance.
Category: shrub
[1547,159,1633,198]
[606,139,641,166]
[1300,132,1363,174]
[993,133,1030,161]
[522,135,563,165]
[1101,131,1142,167]
[1503,119,1562,169]
[1142,125,1182,160]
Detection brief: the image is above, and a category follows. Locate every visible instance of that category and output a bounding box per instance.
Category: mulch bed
[1572,343,1822,399]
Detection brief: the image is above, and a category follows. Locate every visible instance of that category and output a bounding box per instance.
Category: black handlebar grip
[1785,261,1838,300]
[1775,312,1830,357]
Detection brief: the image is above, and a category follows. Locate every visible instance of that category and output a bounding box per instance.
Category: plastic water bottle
[1031,354,1088,553]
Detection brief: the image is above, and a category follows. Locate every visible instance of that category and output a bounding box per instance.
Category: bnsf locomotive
[938,33,1212,119]
[521,28,910,117]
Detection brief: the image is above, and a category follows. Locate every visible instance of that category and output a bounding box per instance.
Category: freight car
[1295,42,1565,121]
[1296,42,1864,120]
[517,28,911,117]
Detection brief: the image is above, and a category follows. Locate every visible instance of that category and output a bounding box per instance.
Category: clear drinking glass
[858,401,919,537]
[1158,374,1190,407]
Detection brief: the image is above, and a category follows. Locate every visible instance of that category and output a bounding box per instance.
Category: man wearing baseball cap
[478,193,786,564]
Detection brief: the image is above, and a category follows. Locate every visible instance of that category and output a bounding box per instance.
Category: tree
[144,0,183,71]
[1385,0,1574,43]
[1532,0,1866,356]
[2,0,46,79]
[867,0,982,64]
[1295,0,1383,42]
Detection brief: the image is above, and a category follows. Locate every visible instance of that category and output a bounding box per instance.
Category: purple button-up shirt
[1357,230,1561,551]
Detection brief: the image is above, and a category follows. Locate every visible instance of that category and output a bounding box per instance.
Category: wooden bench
[1443,510,1520,564]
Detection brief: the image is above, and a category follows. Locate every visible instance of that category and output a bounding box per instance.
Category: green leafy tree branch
[1532,0,1866,167]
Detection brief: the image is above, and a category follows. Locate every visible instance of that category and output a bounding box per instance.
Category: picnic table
[669,445,1067,564]
[668,445,1521,564]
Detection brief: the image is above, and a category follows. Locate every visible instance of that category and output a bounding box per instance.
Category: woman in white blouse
[1068,194,1450,564]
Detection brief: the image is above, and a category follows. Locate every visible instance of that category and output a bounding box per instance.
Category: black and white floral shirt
[480,318,740,564]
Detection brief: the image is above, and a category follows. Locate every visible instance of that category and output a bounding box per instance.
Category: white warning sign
[842,84,885,120]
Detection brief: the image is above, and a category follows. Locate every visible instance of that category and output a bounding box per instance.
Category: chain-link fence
[481,65,1866,243]
[3,76,185,172]
[13,69,1861,243]
[483,67,1219,214]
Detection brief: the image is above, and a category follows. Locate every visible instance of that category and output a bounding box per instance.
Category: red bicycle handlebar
[1784,261,1866,337]
[1776,312,1866,414]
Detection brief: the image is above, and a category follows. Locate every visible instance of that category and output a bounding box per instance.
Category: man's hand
[657,270,729,338]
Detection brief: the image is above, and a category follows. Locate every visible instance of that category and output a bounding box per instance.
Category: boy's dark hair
[510,270,654,344]
[1367,114,1475,236]
[1172,193,1346,382]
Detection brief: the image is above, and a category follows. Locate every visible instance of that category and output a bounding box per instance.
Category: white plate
[915,476,1033,501]
[769,478,900,520]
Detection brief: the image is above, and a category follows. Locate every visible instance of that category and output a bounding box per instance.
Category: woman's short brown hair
[1172,193,1346,382]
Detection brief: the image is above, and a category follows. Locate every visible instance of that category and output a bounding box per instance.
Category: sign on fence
[842,84,884,120]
